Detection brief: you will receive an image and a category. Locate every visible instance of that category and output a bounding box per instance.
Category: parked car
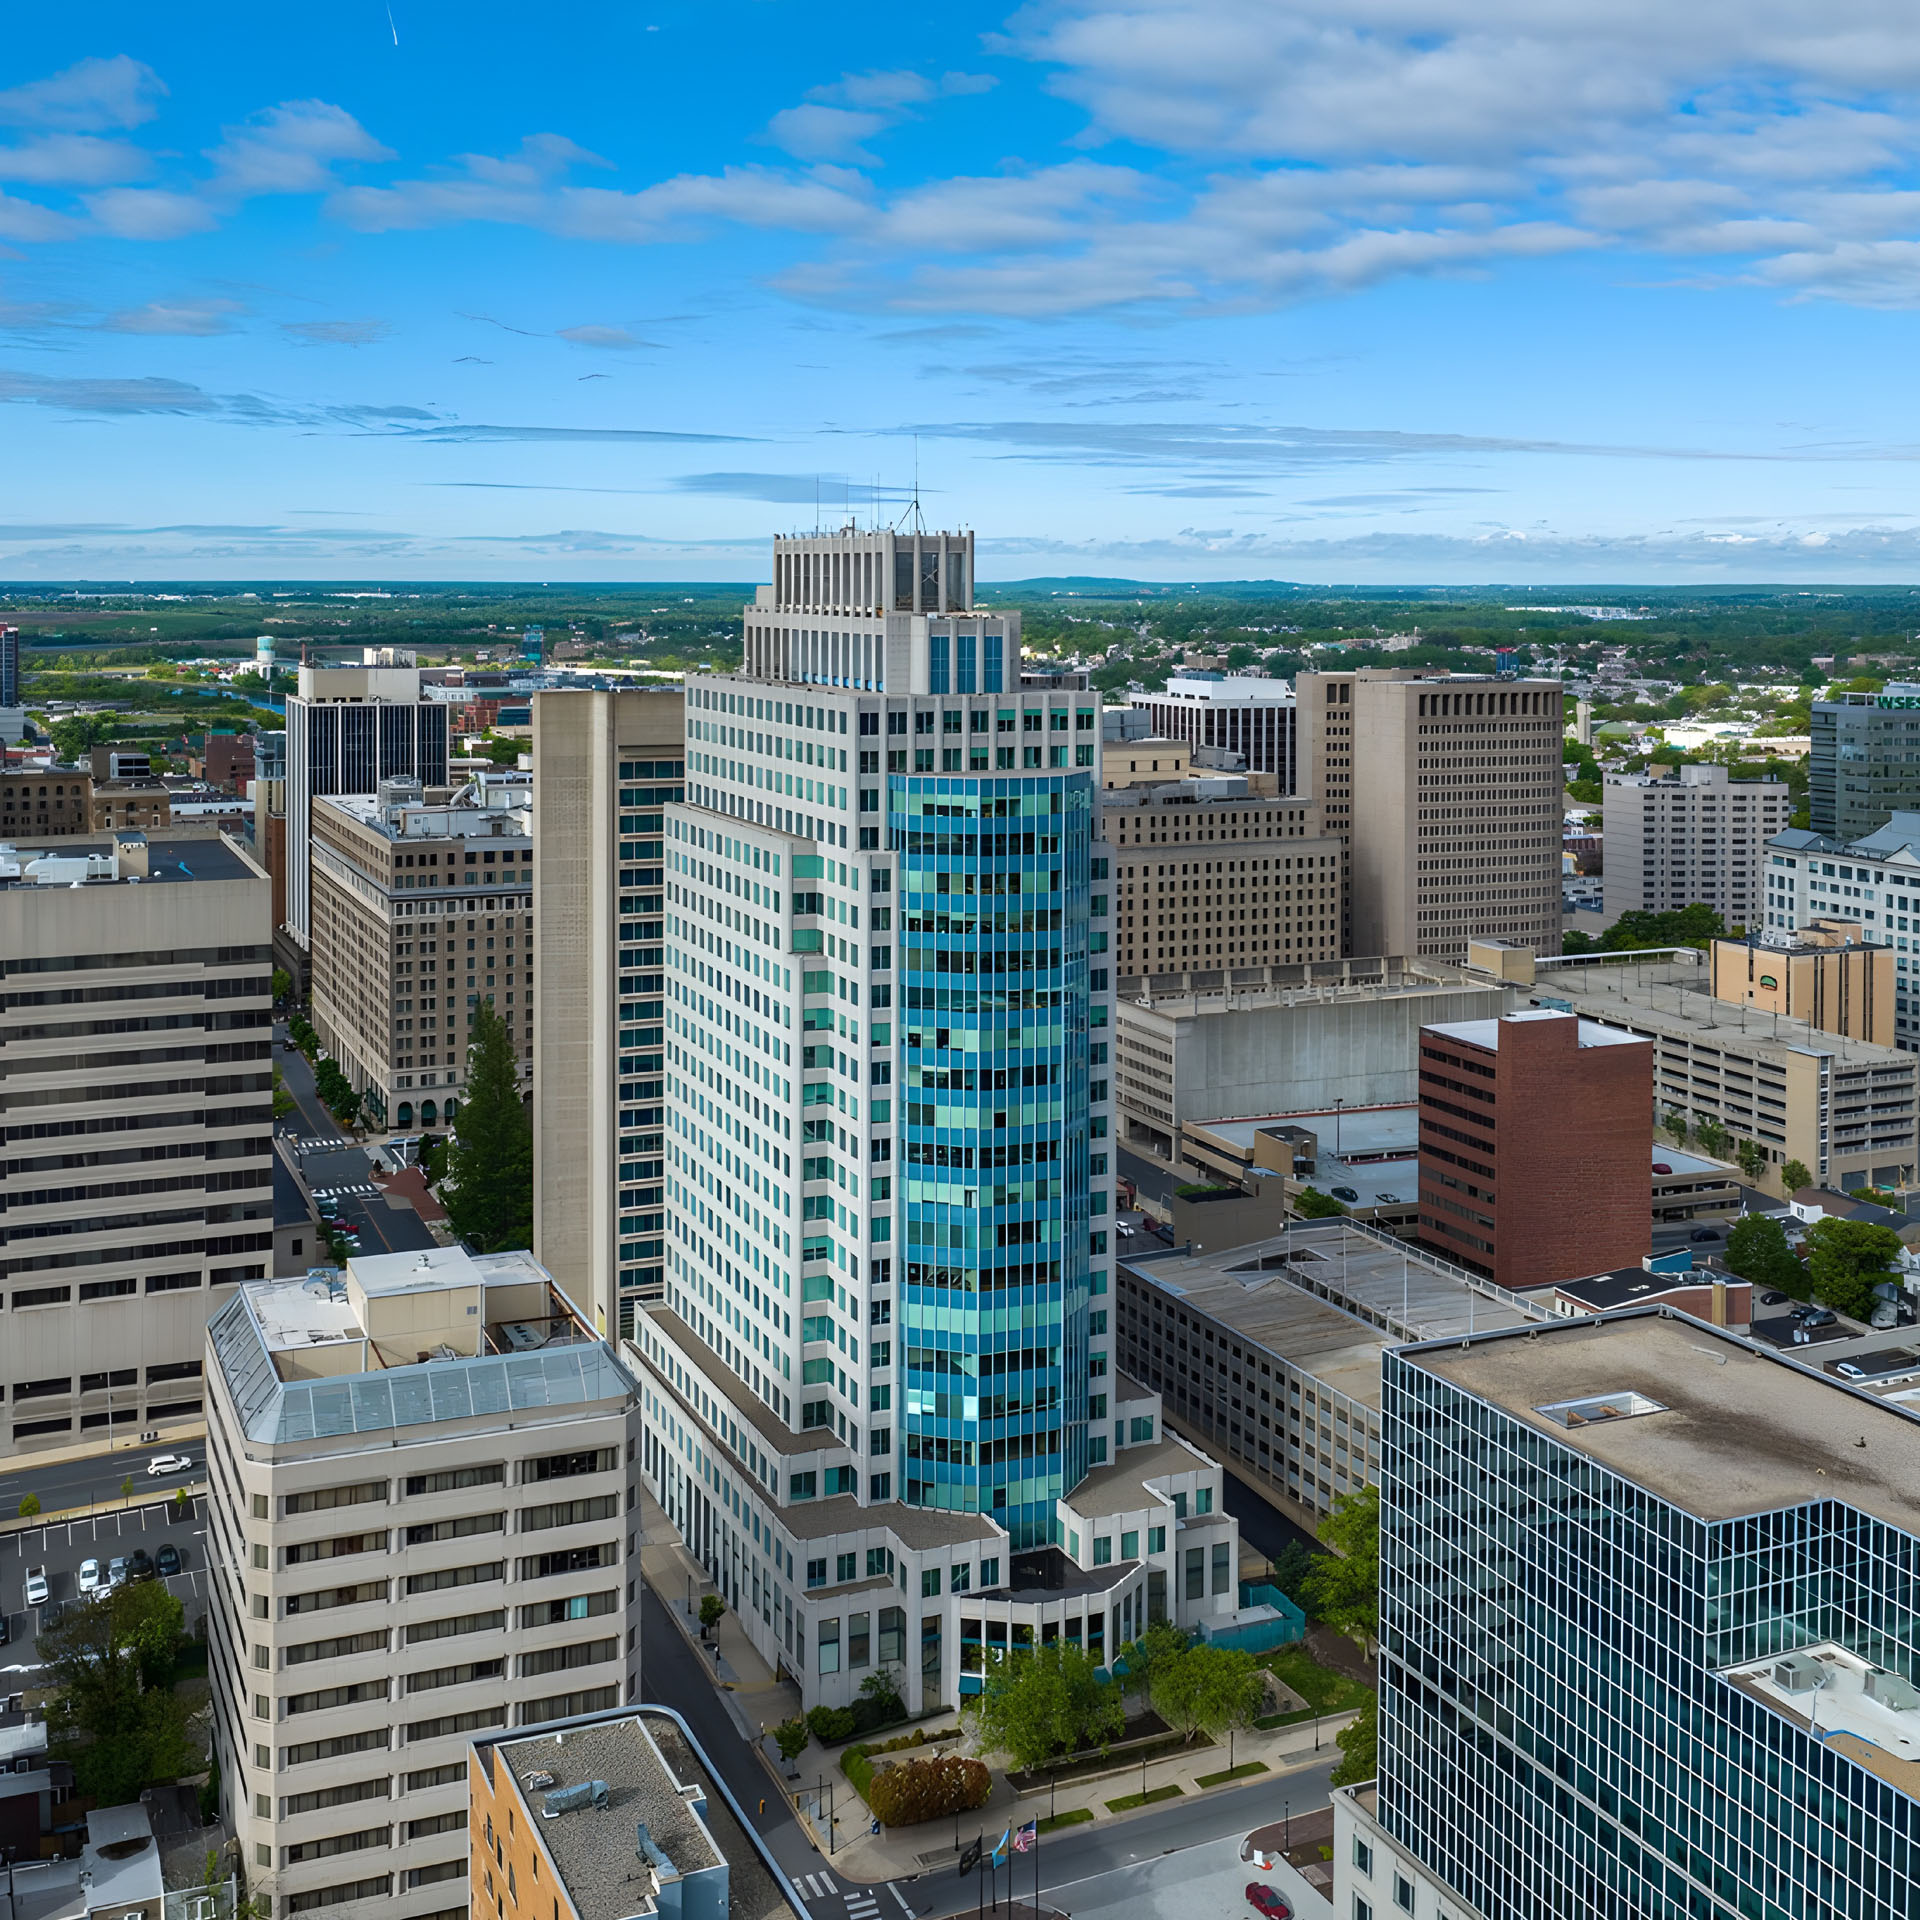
[1836,1361,1867,1380]
[23,1567,48,1608]
[155,1544,182,1578]
[1689,1227,1720,1243]
[1246,1885,1293,1920]
[106,1557,129,1589]
[127,1550,155,1582]
[1652,1162,1673,1175]
[77,1558,102,1596]
[1794,1307,1837,1328]
[146,1453,194,1477]
[1761,1291,1789,1306]
[1331,1186,1361,1203]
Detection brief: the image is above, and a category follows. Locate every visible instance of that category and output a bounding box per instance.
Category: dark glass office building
[1376,1309,1920,1920]
[1811,685,1920,840]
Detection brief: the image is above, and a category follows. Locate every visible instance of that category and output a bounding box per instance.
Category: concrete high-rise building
[1811,681,1920,839]
[531,688,685,1340]
[1416,1009,1651,1288]
[1768,812,1920,1050]
[202,1246,641,1920]
[0,829,273,1458]
[626,528,1239,1714]
[1709,921,1894,1046]
[1103,776,1341,982]
[1337,1307,1920,1920]
[284,665,449,949]
[310,772,533,1134]
[1128,673,1297,785]
[1298,667,1563,962]
[0,624,19,708]
[1602,761,1789,924]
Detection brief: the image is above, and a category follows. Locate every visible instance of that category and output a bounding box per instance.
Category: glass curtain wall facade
[896,771,1095,1545]
[1381,1338,1920,1920]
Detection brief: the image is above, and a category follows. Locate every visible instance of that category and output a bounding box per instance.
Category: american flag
[1013,1821,1038,1854]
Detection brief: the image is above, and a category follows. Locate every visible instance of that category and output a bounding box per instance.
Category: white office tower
[630,526,1242,1715]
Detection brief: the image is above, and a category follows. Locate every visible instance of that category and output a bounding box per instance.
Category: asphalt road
[0,1450,204,1526]
[0,1495,208,1672]
[637,1577,1336,1920]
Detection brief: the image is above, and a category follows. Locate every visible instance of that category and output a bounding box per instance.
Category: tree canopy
[444,1002,533,1252]
[40,1582,192,1804]
[1724,1215,1804,1296]
[1329,1691,1378,1789]
[965,1639,1124,1772]
[1305,1482,1381,1648]
[1148,1642,1265,1743]
[1804,1216,1907,1321]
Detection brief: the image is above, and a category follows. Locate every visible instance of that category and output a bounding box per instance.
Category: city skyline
[6,5,1920,582]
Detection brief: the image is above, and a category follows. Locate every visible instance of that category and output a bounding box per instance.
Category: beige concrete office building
[1604,761,1789,924]
[531,687,685,1339]
[1105,777,1342,983]
[309,773,532,1133]
[0,830,273,1457]
[1297,668,1563,961]
[1708,920,1894,1046]
[1537,953,1920,1193]
[1114,957,1518,1164]
[202,1246,641,1920]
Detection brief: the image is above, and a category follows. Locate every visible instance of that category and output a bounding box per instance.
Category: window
[807,1558,827,1589]
[524,1447,618,1483]
[404,1464,503,1496]
[1394,1877,1414,1913]
[848,1612,871,1668]
[1354,1903,1373,1920]
[1352,1839,1372,1876]
[922,1569,941,1598]
[285,1481,387,1515]
[1147,1527,1165,1554]
[819,1617,841,1675]
[950,1563,970,1593]
[1121,1530,1139,1559]
[979,1557,999,1588]
[1094,1537,1113,1566]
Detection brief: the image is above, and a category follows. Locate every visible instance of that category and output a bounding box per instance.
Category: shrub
[866,1754,992,1828]
[806,1704,858,1744]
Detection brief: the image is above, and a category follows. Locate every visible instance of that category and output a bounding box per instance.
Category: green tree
[39,1580,191,1803]
[698,1593,725,1638]
[443,1004,533,1251]
[1736,1138,1768,1183]
[859,1666,905,1723]
[1724,1215,1805,1297]
[1782,1158,1813,1195]
[966,1639,1124,1772]
[773,1717,810,1771]
[1117,1616,1189,1692]
[17,1493,39,1518]
[1292,1187,1348,1219]
[271,1066,294,1120]
[48,713,115,764]
[1692,1113,1729,1158]
[1601,904,1725,953]
[1805,1217,1906,1320]
[271,967,292,1003]
[1148,1643,1265,1744]
[1267,1539,1317,1607]
[1662,1110,1691,1146]
[1304,1482,1381,1651]
[1329,1691,1378,1789]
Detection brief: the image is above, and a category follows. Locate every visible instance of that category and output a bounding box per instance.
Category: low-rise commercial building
[0,767,90,837]
[1128,673,1298,786]
[1603,761,1789,925]
[202,1245,642,1920]
[1114,957,1518,1164]
[1116,1223,1547,1525]
[309,772,532,1131]
[1709,920,1894,1044]
[468,1709,802,1920]
[1534,952,1920,1193]
[0,830,273,1458]
[1417,1010,1652,1289]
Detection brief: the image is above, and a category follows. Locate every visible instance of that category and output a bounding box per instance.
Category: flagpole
[1035,1815,1042,1919]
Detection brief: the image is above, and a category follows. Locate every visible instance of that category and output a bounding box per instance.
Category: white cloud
[763,68,1000,162]
[764,105,890,164]
[83,188,218,239]
[0,134,150,186]
[282,318,390,346]
[557,324,649,348]
[205,100,393,197]
[0,56,165,132]
[102,298,244,335]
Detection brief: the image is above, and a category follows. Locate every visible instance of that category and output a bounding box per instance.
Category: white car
[23,1567,48,1608]
[146,1453,194,1478]
[77,1558,102,1596]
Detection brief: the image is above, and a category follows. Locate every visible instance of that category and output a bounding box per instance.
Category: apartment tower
[1298,667,1563,961]
[531,688,685,1339]
[1602,761,1789,925]
[203,1247,641,1920]
[0,830,273,1457]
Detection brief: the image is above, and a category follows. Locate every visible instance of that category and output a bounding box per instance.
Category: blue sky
[9,1,1920,582]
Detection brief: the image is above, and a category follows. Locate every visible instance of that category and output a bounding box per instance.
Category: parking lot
[1,1495,207,1676]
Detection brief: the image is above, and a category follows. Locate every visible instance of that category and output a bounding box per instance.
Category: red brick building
[1418,1009,1651,1290]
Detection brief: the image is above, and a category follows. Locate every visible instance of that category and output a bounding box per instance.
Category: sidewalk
[637,1490,802,1749]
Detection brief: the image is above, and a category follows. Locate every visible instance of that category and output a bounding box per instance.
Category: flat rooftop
[1537,959,1916,1068]
[1192,1105,1416,1162]
[1425,1009,1647,1051]
[0,834,256,886]
[1119,954,1497,1011]
[1412,1310,1920,1534]
[1121,1222,1544,1406]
